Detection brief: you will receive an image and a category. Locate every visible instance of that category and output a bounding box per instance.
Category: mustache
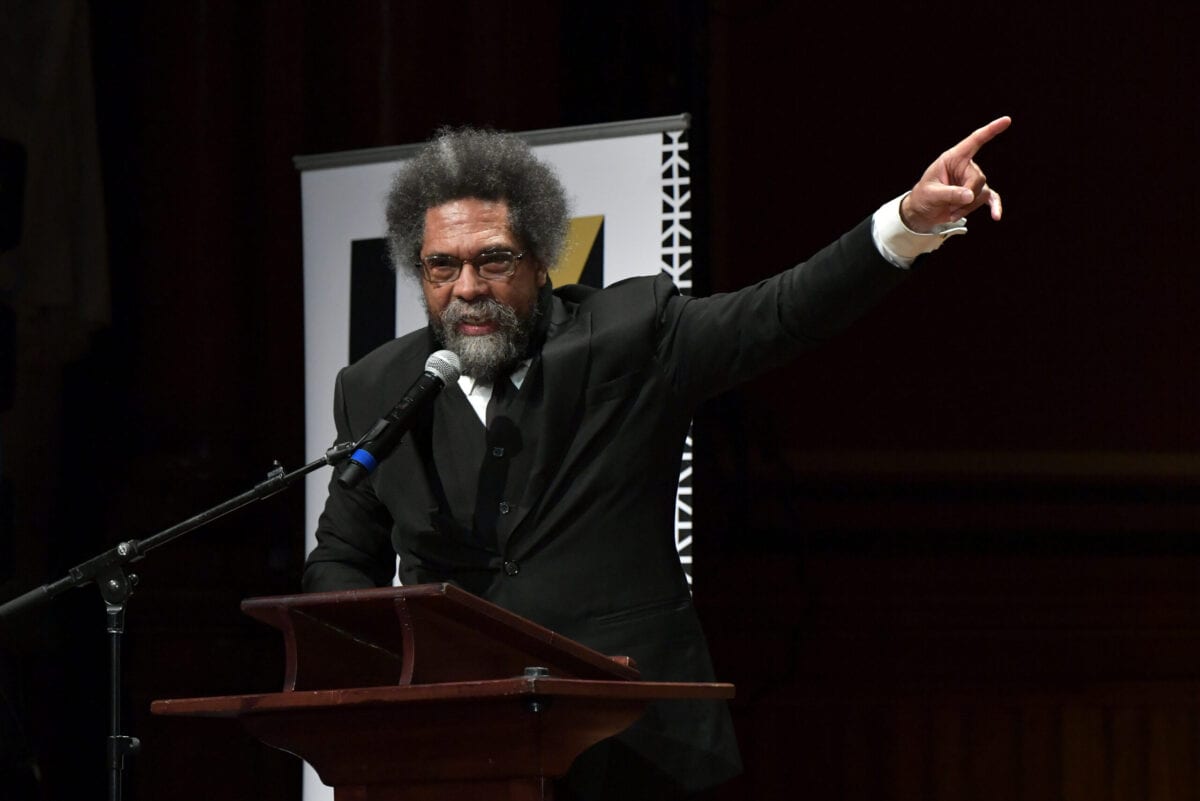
[440,297,518,327]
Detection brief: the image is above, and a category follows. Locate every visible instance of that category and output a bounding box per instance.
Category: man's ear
[535,264,548,287]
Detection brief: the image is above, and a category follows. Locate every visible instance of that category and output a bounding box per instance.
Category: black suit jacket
[304,217,906,798]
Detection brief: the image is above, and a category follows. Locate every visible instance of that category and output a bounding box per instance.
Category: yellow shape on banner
[552,215,604,284]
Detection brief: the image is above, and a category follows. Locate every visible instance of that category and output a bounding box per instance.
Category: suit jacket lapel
[498,298,590,554]
[376,331,445,537]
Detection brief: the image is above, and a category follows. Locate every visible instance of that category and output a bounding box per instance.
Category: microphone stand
[0,441,357,801]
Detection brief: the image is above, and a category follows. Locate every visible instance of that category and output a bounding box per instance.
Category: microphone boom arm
[0,440,356,620]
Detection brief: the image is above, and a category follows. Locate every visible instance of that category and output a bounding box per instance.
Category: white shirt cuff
[871,193,967,269]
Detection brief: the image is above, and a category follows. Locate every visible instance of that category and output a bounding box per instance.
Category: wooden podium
[152,583,734,800]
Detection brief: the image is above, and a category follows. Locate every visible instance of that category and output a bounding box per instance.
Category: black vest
[423,359,544,554]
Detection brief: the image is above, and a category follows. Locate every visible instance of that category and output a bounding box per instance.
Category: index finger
[949,116,1012,159]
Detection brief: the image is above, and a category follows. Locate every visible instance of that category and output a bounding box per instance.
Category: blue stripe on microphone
[349,449,378,473]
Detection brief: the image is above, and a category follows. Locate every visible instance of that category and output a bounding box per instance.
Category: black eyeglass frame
[416,250,526,285]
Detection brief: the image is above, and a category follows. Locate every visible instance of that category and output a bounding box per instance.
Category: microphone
[337,350,461,488]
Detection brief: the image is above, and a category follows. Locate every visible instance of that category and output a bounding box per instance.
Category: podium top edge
[152,676,735,717]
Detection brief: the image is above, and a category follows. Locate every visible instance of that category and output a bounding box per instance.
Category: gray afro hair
[385,127,570,274]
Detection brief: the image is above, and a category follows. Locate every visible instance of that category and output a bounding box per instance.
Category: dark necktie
[476,377,517,548]
[485,376,515,428]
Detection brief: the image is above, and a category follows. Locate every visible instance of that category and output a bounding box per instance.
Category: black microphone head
[425,350,461,385]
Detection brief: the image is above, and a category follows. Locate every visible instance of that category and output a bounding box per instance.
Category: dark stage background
[2,2,1199,799]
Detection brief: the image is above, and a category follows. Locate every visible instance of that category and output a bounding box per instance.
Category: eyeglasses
[417,250,526,284]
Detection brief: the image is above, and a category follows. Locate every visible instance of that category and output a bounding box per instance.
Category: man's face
[420,198,547,382]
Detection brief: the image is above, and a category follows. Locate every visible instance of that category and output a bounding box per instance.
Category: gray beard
[431,296,539,384]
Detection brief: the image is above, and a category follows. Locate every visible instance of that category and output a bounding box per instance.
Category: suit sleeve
[302,367,398,592]
[656,216,907,401]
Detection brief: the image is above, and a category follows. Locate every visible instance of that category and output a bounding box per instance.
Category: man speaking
[304,117,1010,800]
